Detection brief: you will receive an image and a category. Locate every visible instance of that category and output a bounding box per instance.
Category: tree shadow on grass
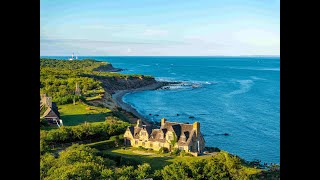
[102,150,173,171]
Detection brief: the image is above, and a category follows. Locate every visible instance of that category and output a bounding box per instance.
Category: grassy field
[102,147,216,170]
[58,103,112,126]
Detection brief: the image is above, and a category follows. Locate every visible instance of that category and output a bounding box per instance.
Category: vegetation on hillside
[40,58,153,105]
[40,119,130,154]
[39,58,279,179]
[41,144,278,180]
[41,144,152,180]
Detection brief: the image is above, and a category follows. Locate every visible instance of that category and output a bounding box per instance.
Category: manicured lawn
[58,103,112,126]
[102,147,216,170]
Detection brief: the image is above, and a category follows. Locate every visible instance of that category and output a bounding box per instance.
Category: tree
[135,163,151,180]
[166,133,177,152]
[45,162,105,180]
[160,162,191,180]
[40,153,56,179]
[115,165,136,179]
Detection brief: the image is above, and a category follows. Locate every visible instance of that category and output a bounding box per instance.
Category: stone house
[123,118,205,156]
[40,94,63,127]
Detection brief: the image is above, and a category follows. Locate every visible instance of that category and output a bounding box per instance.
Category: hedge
[86,135,124,150]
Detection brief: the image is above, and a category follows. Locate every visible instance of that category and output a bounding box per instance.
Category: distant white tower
[69,53,74,61]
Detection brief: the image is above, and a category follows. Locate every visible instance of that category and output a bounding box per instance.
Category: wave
[226,80,253,97]
[228,67,280,71]
[155,77,177,82]
[250,76,267,81]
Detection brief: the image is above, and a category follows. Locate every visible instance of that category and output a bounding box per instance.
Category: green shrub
[138,146,148,151]
[159,147,169,154]
[172,148,180,156]
[179,150,193,157]
[41,120,129,146]
[86,139,117,150]
[40,118,49,127]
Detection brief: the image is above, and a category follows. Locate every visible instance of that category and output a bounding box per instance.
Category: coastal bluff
[100,75,158,94]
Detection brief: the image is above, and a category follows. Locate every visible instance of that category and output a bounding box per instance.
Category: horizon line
[40,55,280,57]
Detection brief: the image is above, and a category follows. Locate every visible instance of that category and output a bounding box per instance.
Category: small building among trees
[40,94,63,127]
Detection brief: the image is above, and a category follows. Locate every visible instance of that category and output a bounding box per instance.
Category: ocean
[42,56,280,164]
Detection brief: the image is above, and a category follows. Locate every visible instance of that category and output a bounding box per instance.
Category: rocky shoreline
[94,62,181,126]
[111,82,166,125]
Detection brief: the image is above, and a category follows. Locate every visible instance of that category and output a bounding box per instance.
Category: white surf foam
[226,80,253,96]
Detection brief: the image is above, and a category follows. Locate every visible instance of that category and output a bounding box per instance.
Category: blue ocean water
[43,56,280,164]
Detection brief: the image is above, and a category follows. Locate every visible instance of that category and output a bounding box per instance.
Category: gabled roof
[126,120,200,146]
[41,107,60,119]
[144,126,153,136]
[127,126,143,139]
[40,96,60,119]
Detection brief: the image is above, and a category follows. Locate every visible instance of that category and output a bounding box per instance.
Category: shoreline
[112,82,165,125]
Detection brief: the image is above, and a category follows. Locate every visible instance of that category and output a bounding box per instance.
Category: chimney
[161,118,167,126]
[136,119,142,128]
[193,122,200,136]
[46,97,52,108]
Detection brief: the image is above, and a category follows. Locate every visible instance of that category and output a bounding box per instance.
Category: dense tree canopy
[41,144,152,180]
[40,58,152,104]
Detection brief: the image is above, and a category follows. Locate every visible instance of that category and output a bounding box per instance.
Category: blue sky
[40,0,280,56]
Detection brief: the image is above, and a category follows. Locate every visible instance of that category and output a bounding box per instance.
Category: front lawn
[58,103,111,126]
[102,147,215,170]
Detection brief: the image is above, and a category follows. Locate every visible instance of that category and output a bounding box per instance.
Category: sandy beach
[112,82,164,125]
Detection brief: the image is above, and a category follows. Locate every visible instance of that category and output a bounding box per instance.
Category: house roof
[41,107,60,119]
[129,126,142,139]
[40,102,60,119]
[126,121,200,146]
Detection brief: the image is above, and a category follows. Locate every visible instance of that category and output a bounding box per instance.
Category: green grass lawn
[102,147,215,170]
[58,103,112,126]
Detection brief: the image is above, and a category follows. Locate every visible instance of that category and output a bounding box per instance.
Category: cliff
[93,63,123,72]
[100,76,158,94]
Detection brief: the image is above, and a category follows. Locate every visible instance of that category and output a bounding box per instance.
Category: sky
[40,0,280,56]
